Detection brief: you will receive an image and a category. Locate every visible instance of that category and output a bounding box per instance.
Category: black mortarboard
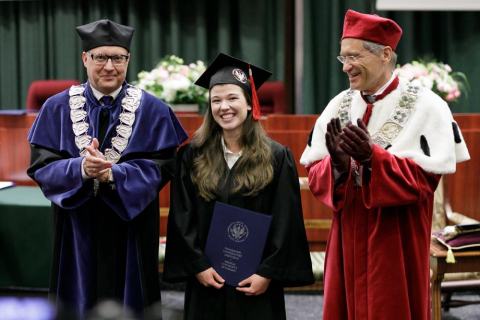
[76,19,134,52]
[195,53,272,120]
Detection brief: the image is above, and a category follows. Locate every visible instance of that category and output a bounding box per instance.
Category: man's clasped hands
[325,118,374,174]
[81,138,113,182]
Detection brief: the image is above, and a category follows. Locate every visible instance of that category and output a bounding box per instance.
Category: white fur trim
[300,77,470,174]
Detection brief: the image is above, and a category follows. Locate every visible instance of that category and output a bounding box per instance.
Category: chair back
[256,81,287,114]
[26,80,81,110]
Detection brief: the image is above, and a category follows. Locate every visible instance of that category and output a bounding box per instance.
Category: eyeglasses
[86,52,129,66]
[337,47,376,64]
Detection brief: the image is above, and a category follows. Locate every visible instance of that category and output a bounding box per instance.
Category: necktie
[100,95,113,106]
[364,95,375,104]
[361,76,400,126]
[354,77,401,187]
[98,96,113,145]
[362,98,374,126]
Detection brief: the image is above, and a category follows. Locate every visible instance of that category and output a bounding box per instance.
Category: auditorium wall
[1,1,480,114]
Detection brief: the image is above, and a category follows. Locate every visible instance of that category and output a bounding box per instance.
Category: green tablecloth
[0,186,51,289]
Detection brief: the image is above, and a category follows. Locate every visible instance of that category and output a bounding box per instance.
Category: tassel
[446,247,456,264]
[249,63,262,121]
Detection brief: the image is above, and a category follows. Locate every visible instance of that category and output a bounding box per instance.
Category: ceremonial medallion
[72,122,89,136]
[69,84,143,164]
[116,125,132,139]
[119,113,135,126]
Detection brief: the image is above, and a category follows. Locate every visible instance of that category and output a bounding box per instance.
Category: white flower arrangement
[395,60,469,104]
[135,55,208,105]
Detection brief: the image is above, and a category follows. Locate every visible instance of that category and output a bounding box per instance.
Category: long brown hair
[191,86,274,201]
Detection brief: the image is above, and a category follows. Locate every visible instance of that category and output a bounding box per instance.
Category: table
[430,239,480,319]
[0,186,51,289]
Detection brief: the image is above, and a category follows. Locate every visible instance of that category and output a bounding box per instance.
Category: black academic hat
[76,19,134,52]
[195,53,272,120]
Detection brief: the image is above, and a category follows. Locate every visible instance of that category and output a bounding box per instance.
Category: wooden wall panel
[0,113,37,128]
[2,113,479,250]
[157,115,204,209]
[444,114,480,222]
[265,114,317,130]
[265,114,317,174]
[265,115,328,250]
[267,131,310,177]
[0,128,35,185]
[266,129,332,250]
[0,114,38,186]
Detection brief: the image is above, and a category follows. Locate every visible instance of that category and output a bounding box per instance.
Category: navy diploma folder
[204,202,273,287]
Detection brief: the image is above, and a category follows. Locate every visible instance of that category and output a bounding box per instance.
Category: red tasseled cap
[341,9,402,51]
[195,53,272,121]
[249,64,262,121]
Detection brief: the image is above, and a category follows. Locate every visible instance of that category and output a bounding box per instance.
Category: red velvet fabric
[26,80,80,110]
[360,76,400,126]
[307,145,441,320]
[342,9,402,50]
[256,81,287,114]
[362,103,374,125]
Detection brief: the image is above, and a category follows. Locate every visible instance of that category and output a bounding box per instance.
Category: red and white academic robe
[301,77,470,320]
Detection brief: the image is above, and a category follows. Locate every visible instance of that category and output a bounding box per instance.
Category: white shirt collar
[221,137,242,169]
[90,85,122,104]
[363,73,396,97]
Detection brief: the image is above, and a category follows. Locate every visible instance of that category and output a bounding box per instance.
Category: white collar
[363,73,396,97]
[221,137,242,169]
[90,85,122,104]
[221,136,242,156]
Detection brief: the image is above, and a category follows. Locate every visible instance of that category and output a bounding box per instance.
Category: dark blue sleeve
[29,144,93,208]
[101,148,177,221]
[29,145,176,220]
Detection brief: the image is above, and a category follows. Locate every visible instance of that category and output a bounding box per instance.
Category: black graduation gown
[163,139,314,320]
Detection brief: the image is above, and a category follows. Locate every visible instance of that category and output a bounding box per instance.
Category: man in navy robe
[27,18,188,318]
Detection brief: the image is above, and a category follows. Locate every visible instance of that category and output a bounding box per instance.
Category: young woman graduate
[162,53,314,320]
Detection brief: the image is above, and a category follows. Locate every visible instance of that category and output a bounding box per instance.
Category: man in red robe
[301,10,470,320]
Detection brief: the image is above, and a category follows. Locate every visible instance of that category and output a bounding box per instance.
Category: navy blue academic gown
[27,82,188,318]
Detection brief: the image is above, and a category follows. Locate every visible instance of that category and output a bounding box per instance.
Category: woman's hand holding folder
[195,267,225,289]
[236,274,271,296]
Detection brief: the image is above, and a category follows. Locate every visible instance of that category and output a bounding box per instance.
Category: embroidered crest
[232,69,248,84]
[338,83,421,148]
[338,82,421,186]
[228,221,249,243]
[369,84,420,148]
[338,89,355,126]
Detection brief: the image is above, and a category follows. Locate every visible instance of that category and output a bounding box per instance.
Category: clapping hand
[339,119,373,166]
[82,138,112,182]
[325,118,350,173]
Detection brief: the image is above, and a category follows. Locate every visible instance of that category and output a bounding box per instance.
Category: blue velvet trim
[28,81,188,215]
[28,81,188,157]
